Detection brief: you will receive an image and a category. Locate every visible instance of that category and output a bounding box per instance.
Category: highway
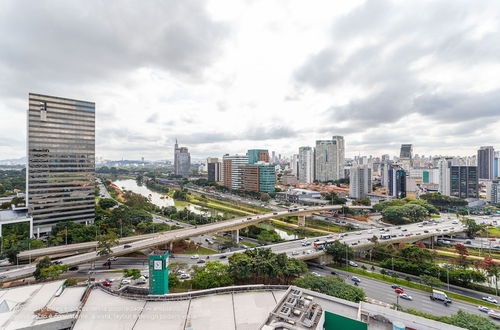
[0,205,371,281]
[308,265,500,322]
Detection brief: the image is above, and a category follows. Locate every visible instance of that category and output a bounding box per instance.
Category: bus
[314,240,327,249]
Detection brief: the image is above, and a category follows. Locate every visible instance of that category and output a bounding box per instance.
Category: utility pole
[65,226,68,245]
[392,257,394,271]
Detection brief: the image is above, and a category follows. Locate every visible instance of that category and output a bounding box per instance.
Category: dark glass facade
[27,93,95,231]
[450,165,478,199]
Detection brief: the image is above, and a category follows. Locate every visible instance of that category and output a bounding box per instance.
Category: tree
[482,257,499,295]
[123,269,141,279]
[454,244,469,268]
[191,261,234,289]
[97,232,119,256]
[293,274,365,302]
[168,273,180,289]
[381,206,408,224]
[98,198,117,209]
[34,256,53,280]
[260,192,271,202]
[321,192,347,205]
[325,241,353,265]
[354,198,371,206]
[33,256,68,280]
[448,310,498,330]
[461,218,482,238]
[420,275,443,288]
[399,244,434,264]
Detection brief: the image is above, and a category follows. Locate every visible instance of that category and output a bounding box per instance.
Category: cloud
[294,0,500,128]
[0,0,228,96]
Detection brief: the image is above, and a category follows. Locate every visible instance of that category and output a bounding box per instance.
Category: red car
[394,288,405,294]
[102,281,112,287]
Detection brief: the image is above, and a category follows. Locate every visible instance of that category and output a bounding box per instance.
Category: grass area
[174,200,190,207]
[486,226,500,238]
[434,246,500,260]
[240,241,258,247]
[181,246,218,255]
[189,198,248,216]
[271,221,325,237]
[331,265,500,309]
[430,214,441,218]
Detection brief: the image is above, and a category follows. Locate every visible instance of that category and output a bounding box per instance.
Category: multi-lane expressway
[1,206,467,283]
[0,205,372,281]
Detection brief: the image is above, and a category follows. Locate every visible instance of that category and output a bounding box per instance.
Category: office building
[174,140,191,178]
[240,164,276,194]
[349,165,372,199]
[314,136,345,182]
[298,146,314,183]
[478,146,495,180]
[27,93,95,235]
[247,149,270,165]
[207,157,222,182]
[450,165,479,199]
[438,158,452,196]
[222,154,248,190]
[487,180,500,204]
[399,144,413,170]
[388,166,406,199]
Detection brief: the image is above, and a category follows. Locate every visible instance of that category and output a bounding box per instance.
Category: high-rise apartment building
[438,159,451,196]
[349,165,372,199]
[478,146,495,180]
[27,93,95,234]
[222,155,248,190]
[290,154,299,178]
[174,140,191,178]
[298,146,314,183]
[487,180,500,204]
[207,157,222,182]
[247,149,270,165]
[314,136,345,182]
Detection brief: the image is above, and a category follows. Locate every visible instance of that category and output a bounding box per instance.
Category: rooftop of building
[0,282,466,330]
[0,207,30,222]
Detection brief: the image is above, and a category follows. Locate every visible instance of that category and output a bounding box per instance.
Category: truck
[430,290,452,304]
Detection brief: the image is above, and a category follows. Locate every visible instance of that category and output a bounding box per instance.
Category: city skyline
[1,1,500,161]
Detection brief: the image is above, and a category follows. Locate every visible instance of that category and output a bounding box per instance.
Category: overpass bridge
[1,205,372,282]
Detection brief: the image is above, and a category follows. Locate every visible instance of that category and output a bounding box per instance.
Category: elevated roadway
[1,205,370,281]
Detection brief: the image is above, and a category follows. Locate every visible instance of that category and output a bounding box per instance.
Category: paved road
[2,205,371,281]
[307,265,500,322]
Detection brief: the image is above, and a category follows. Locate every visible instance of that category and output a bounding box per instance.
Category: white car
[292,251,300,255]
[478,306,492,313]
[482,296,498,304]
[107,257,118,261]
[121,279,131,285]
[179,273,190,279]
[349,261,358,267]
[399,293,413,301]
[190,255,199,259]
[311,272,321,277]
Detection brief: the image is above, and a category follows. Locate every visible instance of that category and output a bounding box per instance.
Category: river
[113,179,208,215]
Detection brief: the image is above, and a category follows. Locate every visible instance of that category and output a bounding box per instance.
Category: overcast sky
[1,0,499,161]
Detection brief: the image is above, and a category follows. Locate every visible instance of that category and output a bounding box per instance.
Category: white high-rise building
[487,180,500,204]
[290,154,299,178]
[222,154,248,190]
[314,136,345,182]
[438,158,451,196]
[298,147,314,183]
[349,165,372,199]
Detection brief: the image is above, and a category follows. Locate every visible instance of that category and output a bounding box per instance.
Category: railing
[95,283,289,301]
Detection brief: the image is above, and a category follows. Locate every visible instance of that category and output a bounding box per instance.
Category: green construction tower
[148,250,169,295]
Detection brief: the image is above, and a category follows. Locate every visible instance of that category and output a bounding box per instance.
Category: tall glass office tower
[27,93,95,235]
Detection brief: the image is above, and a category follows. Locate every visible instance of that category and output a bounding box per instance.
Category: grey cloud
[294,0,500,127]
[146,112,159,123]
[172,126,299,145]
[0,0,228,97]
